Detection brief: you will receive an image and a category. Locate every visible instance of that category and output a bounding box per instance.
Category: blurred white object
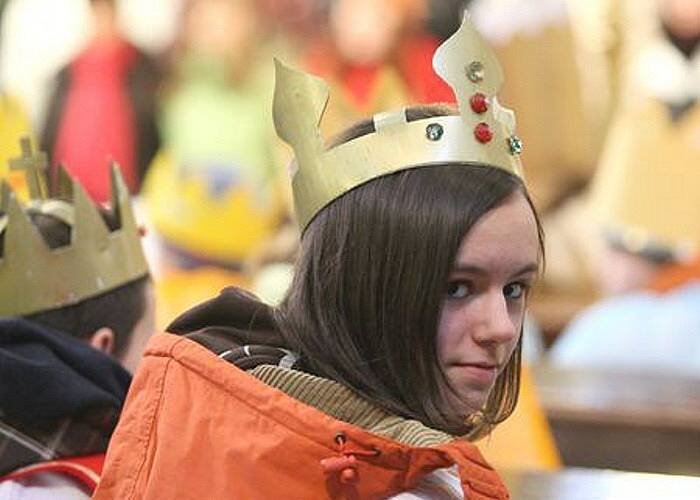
[117,0,183,54]
[470,0,569,44]
[0,0,90,125]
[630,37,700,103]
[551,281,700,374]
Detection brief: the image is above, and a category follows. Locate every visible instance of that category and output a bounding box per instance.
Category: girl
[94,14,542,500]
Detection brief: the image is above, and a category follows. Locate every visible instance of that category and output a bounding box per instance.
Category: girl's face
[436,192,539,415]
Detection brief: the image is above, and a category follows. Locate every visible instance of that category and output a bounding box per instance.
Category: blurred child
[0,139,154,497]
[551,0,700,373]
[143,0,285,271]
[305,0,454,135]
[41,0,160,203]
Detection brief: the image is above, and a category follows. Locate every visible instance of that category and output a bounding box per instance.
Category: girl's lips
[452,363,498,386]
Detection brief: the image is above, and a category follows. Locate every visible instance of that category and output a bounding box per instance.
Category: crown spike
[55,164,74,201]
[110,161,136,231]
[433,12,504,126]
[273,58,329,171]
[493,99,516,131]
[72,177,110,250]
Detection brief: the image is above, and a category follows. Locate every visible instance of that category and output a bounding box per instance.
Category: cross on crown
[9,137,49,200]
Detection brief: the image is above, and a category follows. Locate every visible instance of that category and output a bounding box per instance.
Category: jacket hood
[0,317,131,427]
[167,286,303,370]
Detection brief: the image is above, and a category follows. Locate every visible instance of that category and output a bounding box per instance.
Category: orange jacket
[93,334,509,499]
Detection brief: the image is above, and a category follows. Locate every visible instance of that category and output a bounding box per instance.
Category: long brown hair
[275,105,544,438]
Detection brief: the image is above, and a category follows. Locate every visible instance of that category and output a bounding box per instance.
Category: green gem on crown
[507,135,523,155]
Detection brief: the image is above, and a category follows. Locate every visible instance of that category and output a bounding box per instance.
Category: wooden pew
[533,365,700,476]
[503,468,700,500]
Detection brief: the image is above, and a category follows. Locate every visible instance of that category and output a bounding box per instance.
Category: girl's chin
[448,390,490,416]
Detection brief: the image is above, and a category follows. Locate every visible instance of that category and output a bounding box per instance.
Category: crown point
[425,123,444,141]
[466,61,485,83]
[508,135,523,155]
[474,122,493,143]
[470,93,489,114]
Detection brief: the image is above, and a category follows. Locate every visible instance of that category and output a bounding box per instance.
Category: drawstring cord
[320,432,380,484]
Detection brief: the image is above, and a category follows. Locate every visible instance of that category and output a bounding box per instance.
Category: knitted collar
[249,364,457,448]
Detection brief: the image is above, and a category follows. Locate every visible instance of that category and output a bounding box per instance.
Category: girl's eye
[503,282,527,300]
[447,281,472,299]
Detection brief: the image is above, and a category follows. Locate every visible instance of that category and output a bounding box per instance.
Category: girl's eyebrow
[452,263,538,277]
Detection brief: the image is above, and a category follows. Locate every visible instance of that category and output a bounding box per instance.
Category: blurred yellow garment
[0,94,32,198]
[154,266,249,331]
[144,152,284,265]
[477,365,561,471]
[143,52,285,265]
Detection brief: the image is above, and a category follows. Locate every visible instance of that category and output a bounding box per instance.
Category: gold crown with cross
[273,13,524,231]
[0,138,149,317]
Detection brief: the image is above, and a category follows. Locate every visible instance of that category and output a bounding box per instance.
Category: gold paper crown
[273,13,524,231]
[0,138,149,317]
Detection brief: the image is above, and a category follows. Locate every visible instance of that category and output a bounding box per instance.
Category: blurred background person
[305,0,455,136]
[41,0,161,203]
[236,0,463,308]
[0,0,90,127]
[551,0,700,374]
[141,0,291,324]
[257,0,327,55]
[0,140,154,498]
[472,0,595,214]
[0,0,179,128]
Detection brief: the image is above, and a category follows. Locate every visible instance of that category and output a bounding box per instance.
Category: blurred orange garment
[305,34,455,135]
[477,365,561,471]
[648,257,700,293]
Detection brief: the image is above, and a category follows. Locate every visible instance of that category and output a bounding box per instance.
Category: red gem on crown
[470,93,488,114]
[474,122,493,143]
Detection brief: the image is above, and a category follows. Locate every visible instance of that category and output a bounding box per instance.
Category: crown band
[274,13,524,231]
[0,141,149,317]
